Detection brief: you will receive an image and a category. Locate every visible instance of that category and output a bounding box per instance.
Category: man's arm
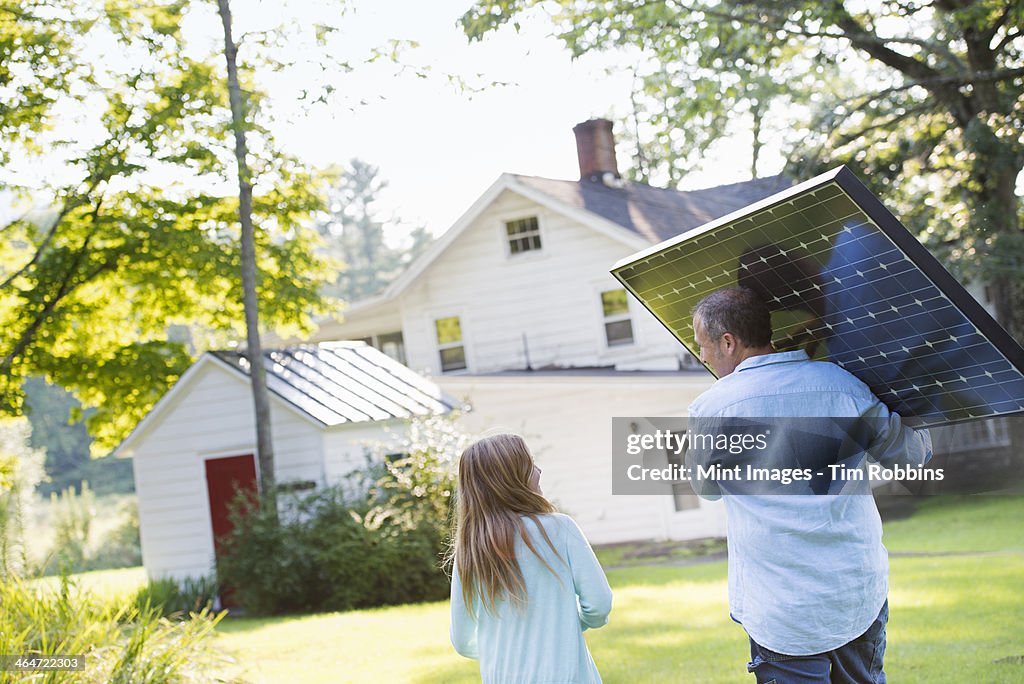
[862,400,933,470]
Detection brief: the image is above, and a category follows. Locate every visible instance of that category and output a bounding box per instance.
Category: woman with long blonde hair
[449,433,612,683]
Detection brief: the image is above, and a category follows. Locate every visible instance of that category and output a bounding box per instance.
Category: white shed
[114,341,457,583]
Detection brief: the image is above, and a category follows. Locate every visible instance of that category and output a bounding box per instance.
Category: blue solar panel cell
[610,166,1024,427]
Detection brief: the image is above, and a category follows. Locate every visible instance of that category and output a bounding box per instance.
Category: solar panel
[610,166,1024,428]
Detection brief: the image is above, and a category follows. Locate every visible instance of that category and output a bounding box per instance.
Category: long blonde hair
[449,433,560,613]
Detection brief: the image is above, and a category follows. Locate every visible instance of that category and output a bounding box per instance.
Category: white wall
[437,371,726,545]
[129,361,326,582]
[322,188,686,376]
[322,419,408,486]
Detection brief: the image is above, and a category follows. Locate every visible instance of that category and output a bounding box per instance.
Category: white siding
[437,372,727,545]
[130,362,326,582]
[320,188,686,375]
[311,300,403,344]
[322,420,408,485]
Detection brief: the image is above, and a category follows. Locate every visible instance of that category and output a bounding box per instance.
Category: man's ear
[721,332,738,353]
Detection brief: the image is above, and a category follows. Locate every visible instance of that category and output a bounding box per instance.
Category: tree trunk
[750,98,763,180]
[216,0,277,518]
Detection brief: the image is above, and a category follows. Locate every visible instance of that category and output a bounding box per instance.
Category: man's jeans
[746,601,888,684]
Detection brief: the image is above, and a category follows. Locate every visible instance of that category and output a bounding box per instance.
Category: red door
[205,454,258,608]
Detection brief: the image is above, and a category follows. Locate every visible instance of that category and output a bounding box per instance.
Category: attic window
[601,289,634,346]
[506,216,541,255]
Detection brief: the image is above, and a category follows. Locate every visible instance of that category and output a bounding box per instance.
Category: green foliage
[462,0,1024,339]
[132,575,219,619]
[0,0,337,451]
[88,497,142,570]
[38,489,142,574]
[0,417,45,576]
[0,572,229,683]
[217,415,468,616]
[45,483,95,574]
[22,375,92,486]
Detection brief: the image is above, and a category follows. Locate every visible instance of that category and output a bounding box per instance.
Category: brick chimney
[573,118,619,182]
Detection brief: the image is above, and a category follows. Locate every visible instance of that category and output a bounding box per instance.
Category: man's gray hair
[692,287,772,347]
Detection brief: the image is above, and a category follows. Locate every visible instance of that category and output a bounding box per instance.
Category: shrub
[132,576,219,619]
[217,414,468,615]
[88,499,142,571]
[42,483,95,574]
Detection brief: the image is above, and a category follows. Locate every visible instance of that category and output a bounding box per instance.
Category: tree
[1,0,335,452]
[462,0,1024,342]
[22,376,91,487]
[215,0,278,514]
[316,159,435,302]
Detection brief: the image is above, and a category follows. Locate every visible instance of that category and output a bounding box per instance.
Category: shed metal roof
[211,341,460,427]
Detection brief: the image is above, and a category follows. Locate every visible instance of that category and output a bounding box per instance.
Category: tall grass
[0,574,232,683]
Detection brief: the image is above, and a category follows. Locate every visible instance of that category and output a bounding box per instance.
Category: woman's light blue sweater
[450,513,613,684]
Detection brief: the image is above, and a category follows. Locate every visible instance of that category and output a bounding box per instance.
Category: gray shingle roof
[211,341,460,427]
[515,173,793,243]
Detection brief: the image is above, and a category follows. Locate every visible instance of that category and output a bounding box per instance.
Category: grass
[33,566,148,603]
[209,494,1024,683]
[594,537,726,568]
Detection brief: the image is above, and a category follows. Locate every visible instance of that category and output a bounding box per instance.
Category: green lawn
[33,565,148,602]
[212,495,1024,683]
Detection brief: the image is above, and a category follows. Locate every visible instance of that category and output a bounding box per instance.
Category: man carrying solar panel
[684,286,932,684]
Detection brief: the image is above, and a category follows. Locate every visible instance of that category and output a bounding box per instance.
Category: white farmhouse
[307,120,792,544]
[115,342,457,582]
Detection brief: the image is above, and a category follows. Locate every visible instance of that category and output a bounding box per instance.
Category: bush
[41,483,95,575]
[35,490,143,575]
[88,499,143,571]
[217,414,468,615]
[132,576,219,619]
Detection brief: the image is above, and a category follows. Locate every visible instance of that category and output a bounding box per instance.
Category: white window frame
[597,286,636,349]
[358,331,406,365]
[496,211,546,260]
[432,312,470,374]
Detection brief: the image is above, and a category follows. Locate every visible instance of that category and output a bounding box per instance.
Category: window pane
[605,319,634,346]
[506,216,538,236]
[601,289,630,317]
[440,346,466,372]
[506,217,541,254]
[435,316,462,345]
[381,341,406,365]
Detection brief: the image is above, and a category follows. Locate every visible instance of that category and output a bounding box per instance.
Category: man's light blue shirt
[687,349,932,655]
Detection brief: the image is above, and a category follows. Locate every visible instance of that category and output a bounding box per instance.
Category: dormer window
[506,216,542,255]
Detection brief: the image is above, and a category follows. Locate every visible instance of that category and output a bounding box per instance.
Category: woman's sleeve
[563,516,613,631]
[449,561,480,659]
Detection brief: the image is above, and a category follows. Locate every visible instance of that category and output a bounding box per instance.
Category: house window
[376,331,406,365]
[435,316,467,372]
[666,443,699,511]
[506,216,542,255]
[356,332,406,365]
[601,289,634,346]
